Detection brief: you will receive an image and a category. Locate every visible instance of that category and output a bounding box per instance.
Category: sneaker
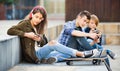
[41,57,56,64]
[99,50,107,58]
[91,49,101,58]
[84,50,93,58]
[107,50,116,59]
[47,57,56,64]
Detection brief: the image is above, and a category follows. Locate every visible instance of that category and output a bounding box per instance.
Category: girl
[7,6,98,64]
[85,14,116,66]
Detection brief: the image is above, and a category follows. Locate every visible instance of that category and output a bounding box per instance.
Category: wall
[0,36,20,71]
[98,23,120,45]
[65,0,120,22]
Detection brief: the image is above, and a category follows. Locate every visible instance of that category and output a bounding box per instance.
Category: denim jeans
[87,39,103,51]
[35,42,77,60]
[67,36,93,51]
[47,51,71,62]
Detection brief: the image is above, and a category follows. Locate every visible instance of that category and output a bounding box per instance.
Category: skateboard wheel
[97,60,101,65]
[92,59,101,65]
[66,61,73,65]
[92,59,98,65]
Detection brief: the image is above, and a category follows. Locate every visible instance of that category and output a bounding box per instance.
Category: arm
[71,30,98,39]
[7,20,41,41]
[63,22,98,39]
[7,21,26,37]
[72,30,90,37]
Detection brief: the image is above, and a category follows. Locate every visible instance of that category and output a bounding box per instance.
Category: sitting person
[85,14,116,60]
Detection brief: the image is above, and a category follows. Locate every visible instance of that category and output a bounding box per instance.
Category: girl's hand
[24,32,41,41]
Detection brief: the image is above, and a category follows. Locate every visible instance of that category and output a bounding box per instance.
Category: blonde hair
[91,14,99,26]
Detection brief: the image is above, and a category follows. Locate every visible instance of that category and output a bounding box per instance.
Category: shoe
[107,50,116,59]
[84,50,93,58]
[41,57,56,64]
[91,49,101,58]
[47,57,56,64]
[99,50,107,58]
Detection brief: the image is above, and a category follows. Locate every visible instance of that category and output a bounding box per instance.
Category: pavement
[8,45,120,71]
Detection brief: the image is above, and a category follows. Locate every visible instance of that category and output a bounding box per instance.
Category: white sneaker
[91,49,101,58]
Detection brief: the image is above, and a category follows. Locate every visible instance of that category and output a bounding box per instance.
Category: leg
[36,40,98,60]
[76,37,93,50]
[106,49,116,59]
[47,51,71,62]
[67,36,85,51]
[66,36,78,49]
[36,40,79,59]
[92,44,103,51]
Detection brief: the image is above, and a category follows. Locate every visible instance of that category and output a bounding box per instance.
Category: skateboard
[64,57,112,71]
[65,57,104,65]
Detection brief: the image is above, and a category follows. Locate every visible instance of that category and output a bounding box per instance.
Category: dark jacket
[7,20,48,63]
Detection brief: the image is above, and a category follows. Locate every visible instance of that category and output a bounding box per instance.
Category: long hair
[25,6,47,34]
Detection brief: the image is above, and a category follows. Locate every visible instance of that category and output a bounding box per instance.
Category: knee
[48,40,57,46]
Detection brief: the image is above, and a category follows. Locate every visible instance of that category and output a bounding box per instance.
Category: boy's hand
[93,38,100,43]
[89,33,98,40]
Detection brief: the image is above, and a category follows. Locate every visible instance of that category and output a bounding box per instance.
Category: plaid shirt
[58,20,76,45]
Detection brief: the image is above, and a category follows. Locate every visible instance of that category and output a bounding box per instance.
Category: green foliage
[0,0,14,4]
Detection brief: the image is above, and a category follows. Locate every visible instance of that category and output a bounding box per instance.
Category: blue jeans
[87,38,103,51]
[47,51,71,62]
[67,36,93,51]
[35,42,77,60]
[92,44,103,51]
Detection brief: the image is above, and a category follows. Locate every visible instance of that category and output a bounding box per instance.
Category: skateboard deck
[64,57,112,71]
[64,57,107,61]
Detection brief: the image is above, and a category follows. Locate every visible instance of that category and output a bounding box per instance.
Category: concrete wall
[98,23,120,45]
[46,24,63,41]
[0,35,20,71]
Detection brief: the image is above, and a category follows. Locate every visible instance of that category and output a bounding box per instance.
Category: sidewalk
[8,45,120,71]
